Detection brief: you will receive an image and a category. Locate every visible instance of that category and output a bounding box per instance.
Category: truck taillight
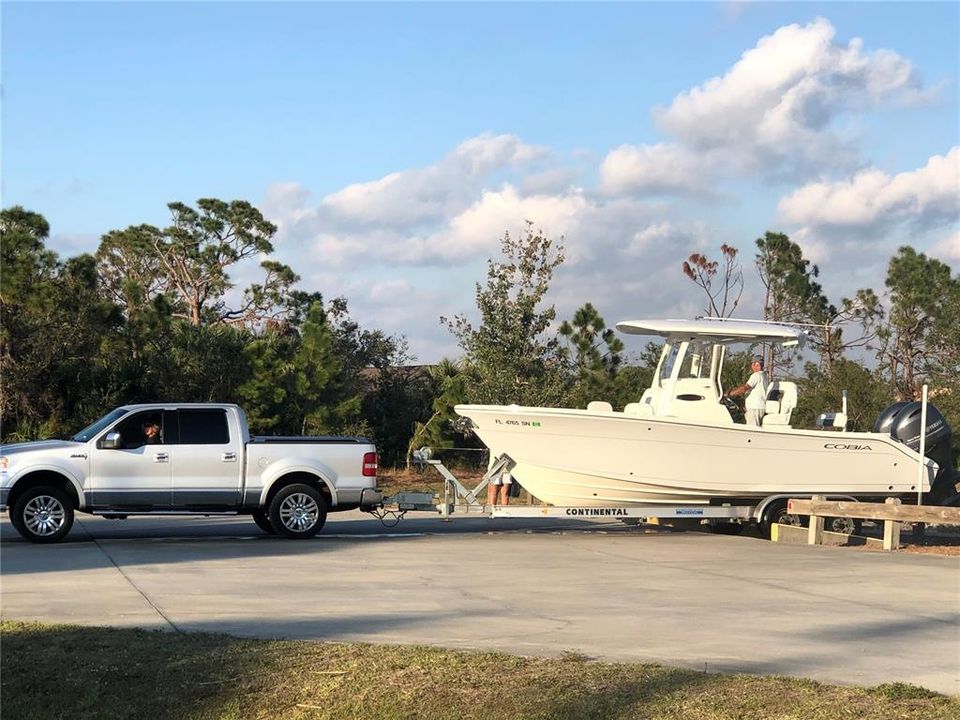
[362,452,378,477]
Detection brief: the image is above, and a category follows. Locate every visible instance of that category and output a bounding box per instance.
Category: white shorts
[490,471,513,486]
[746,409,765,426]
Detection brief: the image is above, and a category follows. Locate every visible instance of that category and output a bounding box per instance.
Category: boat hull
[455,404,935,507]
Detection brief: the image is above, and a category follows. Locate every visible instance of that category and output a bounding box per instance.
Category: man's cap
[752,356,765,366]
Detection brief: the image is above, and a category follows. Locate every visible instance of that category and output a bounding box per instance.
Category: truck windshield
[71,408,129,442]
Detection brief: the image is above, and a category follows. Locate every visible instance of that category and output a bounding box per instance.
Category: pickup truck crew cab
[0,403,382,543]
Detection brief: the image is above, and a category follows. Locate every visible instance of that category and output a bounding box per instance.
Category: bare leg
[499,485,510,506]
[487,482,499,506]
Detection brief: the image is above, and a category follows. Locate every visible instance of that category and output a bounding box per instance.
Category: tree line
[1,201,957,465]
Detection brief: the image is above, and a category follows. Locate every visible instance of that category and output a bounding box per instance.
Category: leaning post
[882,497,902,551]
[807,494,825,546]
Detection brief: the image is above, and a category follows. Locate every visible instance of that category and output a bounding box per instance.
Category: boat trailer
[366,452,774,528]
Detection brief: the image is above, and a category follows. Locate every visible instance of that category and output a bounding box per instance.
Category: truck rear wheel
[12,486,74,543]
[268,484,327,539]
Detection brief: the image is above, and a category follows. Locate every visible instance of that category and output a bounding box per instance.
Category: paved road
[2,511,958,694]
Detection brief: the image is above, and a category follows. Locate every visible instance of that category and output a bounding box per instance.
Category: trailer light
[362,452,378,477]
[0,457,8,472]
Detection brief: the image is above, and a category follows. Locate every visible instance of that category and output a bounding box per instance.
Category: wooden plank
[787,498,960,524]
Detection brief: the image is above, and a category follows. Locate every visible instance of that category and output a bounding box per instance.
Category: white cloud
[659,18,921,142]
[49,233,100,257]
[319,133,548,230]
[428,185,591,263]
[597,18,930,198]
[778,147,960,228]
[599,143,711,196]
[623,221,711,256]
[930,231,960,264]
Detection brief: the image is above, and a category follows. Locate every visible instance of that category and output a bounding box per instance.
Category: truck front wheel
[12,486,75,543]
[251,509,277,535]
[268,484,327,539]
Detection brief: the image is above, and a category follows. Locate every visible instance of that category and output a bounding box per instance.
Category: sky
[3,1,959,363]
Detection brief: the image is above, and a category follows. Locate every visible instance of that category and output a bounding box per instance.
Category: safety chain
[364,507,407,527]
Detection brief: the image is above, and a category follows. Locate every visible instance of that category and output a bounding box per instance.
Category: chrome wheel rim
[24,495,66,536]
[279,493,319,532]
[827,517,856,535]
[777,512,802,527]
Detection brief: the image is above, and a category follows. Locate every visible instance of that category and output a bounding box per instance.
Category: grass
[2,622,956,720]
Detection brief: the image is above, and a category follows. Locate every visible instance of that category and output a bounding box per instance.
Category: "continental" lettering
[565,508,628,516]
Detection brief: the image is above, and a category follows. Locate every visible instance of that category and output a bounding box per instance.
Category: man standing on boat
[724,356,769,426]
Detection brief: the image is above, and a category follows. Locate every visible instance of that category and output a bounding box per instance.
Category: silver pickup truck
[0,403,382,543]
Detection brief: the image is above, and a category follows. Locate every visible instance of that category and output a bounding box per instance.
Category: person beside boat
[487,468,513,506]
[724,356,769,426]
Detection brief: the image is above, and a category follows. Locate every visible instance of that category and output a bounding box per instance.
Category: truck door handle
[221,452,237,462]
[154,453,169,463]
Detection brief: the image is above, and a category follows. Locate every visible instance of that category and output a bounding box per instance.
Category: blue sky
[4,2,958,361]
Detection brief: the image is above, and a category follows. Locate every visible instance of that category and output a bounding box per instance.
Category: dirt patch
[899,528,960,556]
[378,466,487,497]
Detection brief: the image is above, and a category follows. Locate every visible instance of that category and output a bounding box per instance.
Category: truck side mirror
[101,432,121,450]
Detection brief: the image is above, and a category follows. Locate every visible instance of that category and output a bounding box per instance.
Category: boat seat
[816,412,848,430]
[624,402,654,417]
[762,381,797,427]
[587,401,613,412]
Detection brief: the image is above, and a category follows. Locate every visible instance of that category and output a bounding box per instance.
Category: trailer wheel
[760,499,806,539]
[825,516,862,536]
[12,486,74,543]
[252,509,277,535]
[268,484,327,539]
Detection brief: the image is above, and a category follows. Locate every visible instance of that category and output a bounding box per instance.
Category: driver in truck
[142,418,162,444]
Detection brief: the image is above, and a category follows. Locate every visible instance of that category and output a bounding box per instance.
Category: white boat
[455,318,951,510]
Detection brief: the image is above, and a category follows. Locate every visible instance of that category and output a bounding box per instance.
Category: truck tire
[12,486,74,543]
[252,509,277,535]
[268,483,327,539]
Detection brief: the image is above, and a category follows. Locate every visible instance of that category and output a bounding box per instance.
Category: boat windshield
[659,344,681,384]
[71,408,128,442]
[684,342,713,379]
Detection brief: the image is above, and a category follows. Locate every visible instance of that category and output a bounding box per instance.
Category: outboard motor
[875,401,960,505]
[873,401,912,436]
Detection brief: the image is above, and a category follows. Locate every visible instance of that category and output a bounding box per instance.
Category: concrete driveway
[2,511,958,694]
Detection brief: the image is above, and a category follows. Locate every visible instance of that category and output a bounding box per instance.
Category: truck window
[177,410,230,445]
[110,411,166,449]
